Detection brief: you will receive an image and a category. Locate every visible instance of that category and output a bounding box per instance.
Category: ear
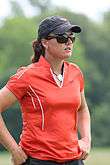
[41,39,48,49]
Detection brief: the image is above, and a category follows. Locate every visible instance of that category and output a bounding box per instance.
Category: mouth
[64,47,71,50]
[64,47,71,53]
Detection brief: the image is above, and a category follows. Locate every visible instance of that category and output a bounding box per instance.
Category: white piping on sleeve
[29,85,45,131]
[17,68,29,79]
[27,91,37,109]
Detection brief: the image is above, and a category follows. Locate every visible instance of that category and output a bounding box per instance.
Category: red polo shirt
[6,56,84,162]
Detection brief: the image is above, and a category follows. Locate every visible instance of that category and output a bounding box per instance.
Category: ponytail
[31,40,45,63]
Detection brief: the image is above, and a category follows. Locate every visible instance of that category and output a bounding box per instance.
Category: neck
[45,55,64,75]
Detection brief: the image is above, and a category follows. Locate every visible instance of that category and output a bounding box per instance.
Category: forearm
[78,108,91,142]
[0,113,18,154]
[0,87,28,164]
[77,92,91,159]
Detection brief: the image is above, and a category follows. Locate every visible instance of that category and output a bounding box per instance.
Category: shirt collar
[34,56,67,71]
[36,56,51,68]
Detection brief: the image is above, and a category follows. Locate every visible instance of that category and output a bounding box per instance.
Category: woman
[0,16,91,165]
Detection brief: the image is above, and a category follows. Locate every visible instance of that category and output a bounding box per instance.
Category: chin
[58,52,72,60]
[60,55,71,60]
[64,53,72,58]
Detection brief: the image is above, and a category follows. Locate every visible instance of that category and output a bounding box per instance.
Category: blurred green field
[85,148,110,165]
[0,148,110,165]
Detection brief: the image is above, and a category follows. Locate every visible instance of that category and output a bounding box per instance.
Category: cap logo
[60,18,67,21]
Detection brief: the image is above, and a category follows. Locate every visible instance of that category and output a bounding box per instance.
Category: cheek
[53,46,65,56]
[47,40,73,57]
[48,42,63,55]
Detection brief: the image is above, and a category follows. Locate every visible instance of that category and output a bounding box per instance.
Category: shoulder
[11,62,44,82]
[64,61,83,74]
[9,64,33,81]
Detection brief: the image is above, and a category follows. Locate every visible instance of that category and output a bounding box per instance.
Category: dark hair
[31,40,45,63]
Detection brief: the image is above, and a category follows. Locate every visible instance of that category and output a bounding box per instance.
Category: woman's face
[43,32,75,60]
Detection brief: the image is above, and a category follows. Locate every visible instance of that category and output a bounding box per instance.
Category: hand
[78,137,91,160]
[11,146,27,165]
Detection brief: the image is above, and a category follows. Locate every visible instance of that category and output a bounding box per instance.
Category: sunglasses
[46,34,75,44]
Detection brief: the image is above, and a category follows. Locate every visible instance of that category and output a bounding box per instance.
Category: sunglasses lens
[56,35,75,43]
[71,36,75,43]
[56,35,68,43]
[47,34,75,44]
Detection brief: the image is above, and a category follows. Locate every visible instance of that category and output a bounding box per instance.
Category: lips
[64,47,71,50]
[64,47,71,53]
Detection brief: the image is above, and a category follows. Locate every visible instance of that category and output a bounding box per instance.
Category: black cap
[37,16,81,40]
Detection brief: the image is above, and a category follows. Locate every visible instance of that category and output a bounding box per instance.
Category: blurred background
[0,0,110,164]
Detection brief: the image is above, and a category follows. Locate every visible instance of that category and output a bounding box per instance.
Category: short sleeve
[6,67,28,101]
[70,62,85,92]
[78,69,84,92]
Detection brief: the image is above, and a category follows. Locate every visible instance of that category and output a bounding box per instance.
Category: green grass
[0,148,110,165]
[85,148,110,165]
[0,152,11,165]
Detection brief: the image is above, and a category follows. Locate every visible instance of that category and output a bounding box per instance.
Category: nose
[66,37,73,45]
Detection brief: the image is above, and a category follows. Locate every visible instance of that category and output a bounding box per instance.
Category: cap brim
[70,25,81,33]
[52,23,81,34]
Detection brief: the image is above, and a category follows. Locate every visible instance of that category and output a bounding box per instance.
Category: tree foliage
[10,0,25,17]
[28,0,53,14]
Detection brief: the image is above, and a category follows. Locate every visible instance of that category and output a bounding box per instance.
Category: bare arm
[0,86,17,111]
[78,90,91,160]
[0,86,18,151]
[0,86,27,165]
